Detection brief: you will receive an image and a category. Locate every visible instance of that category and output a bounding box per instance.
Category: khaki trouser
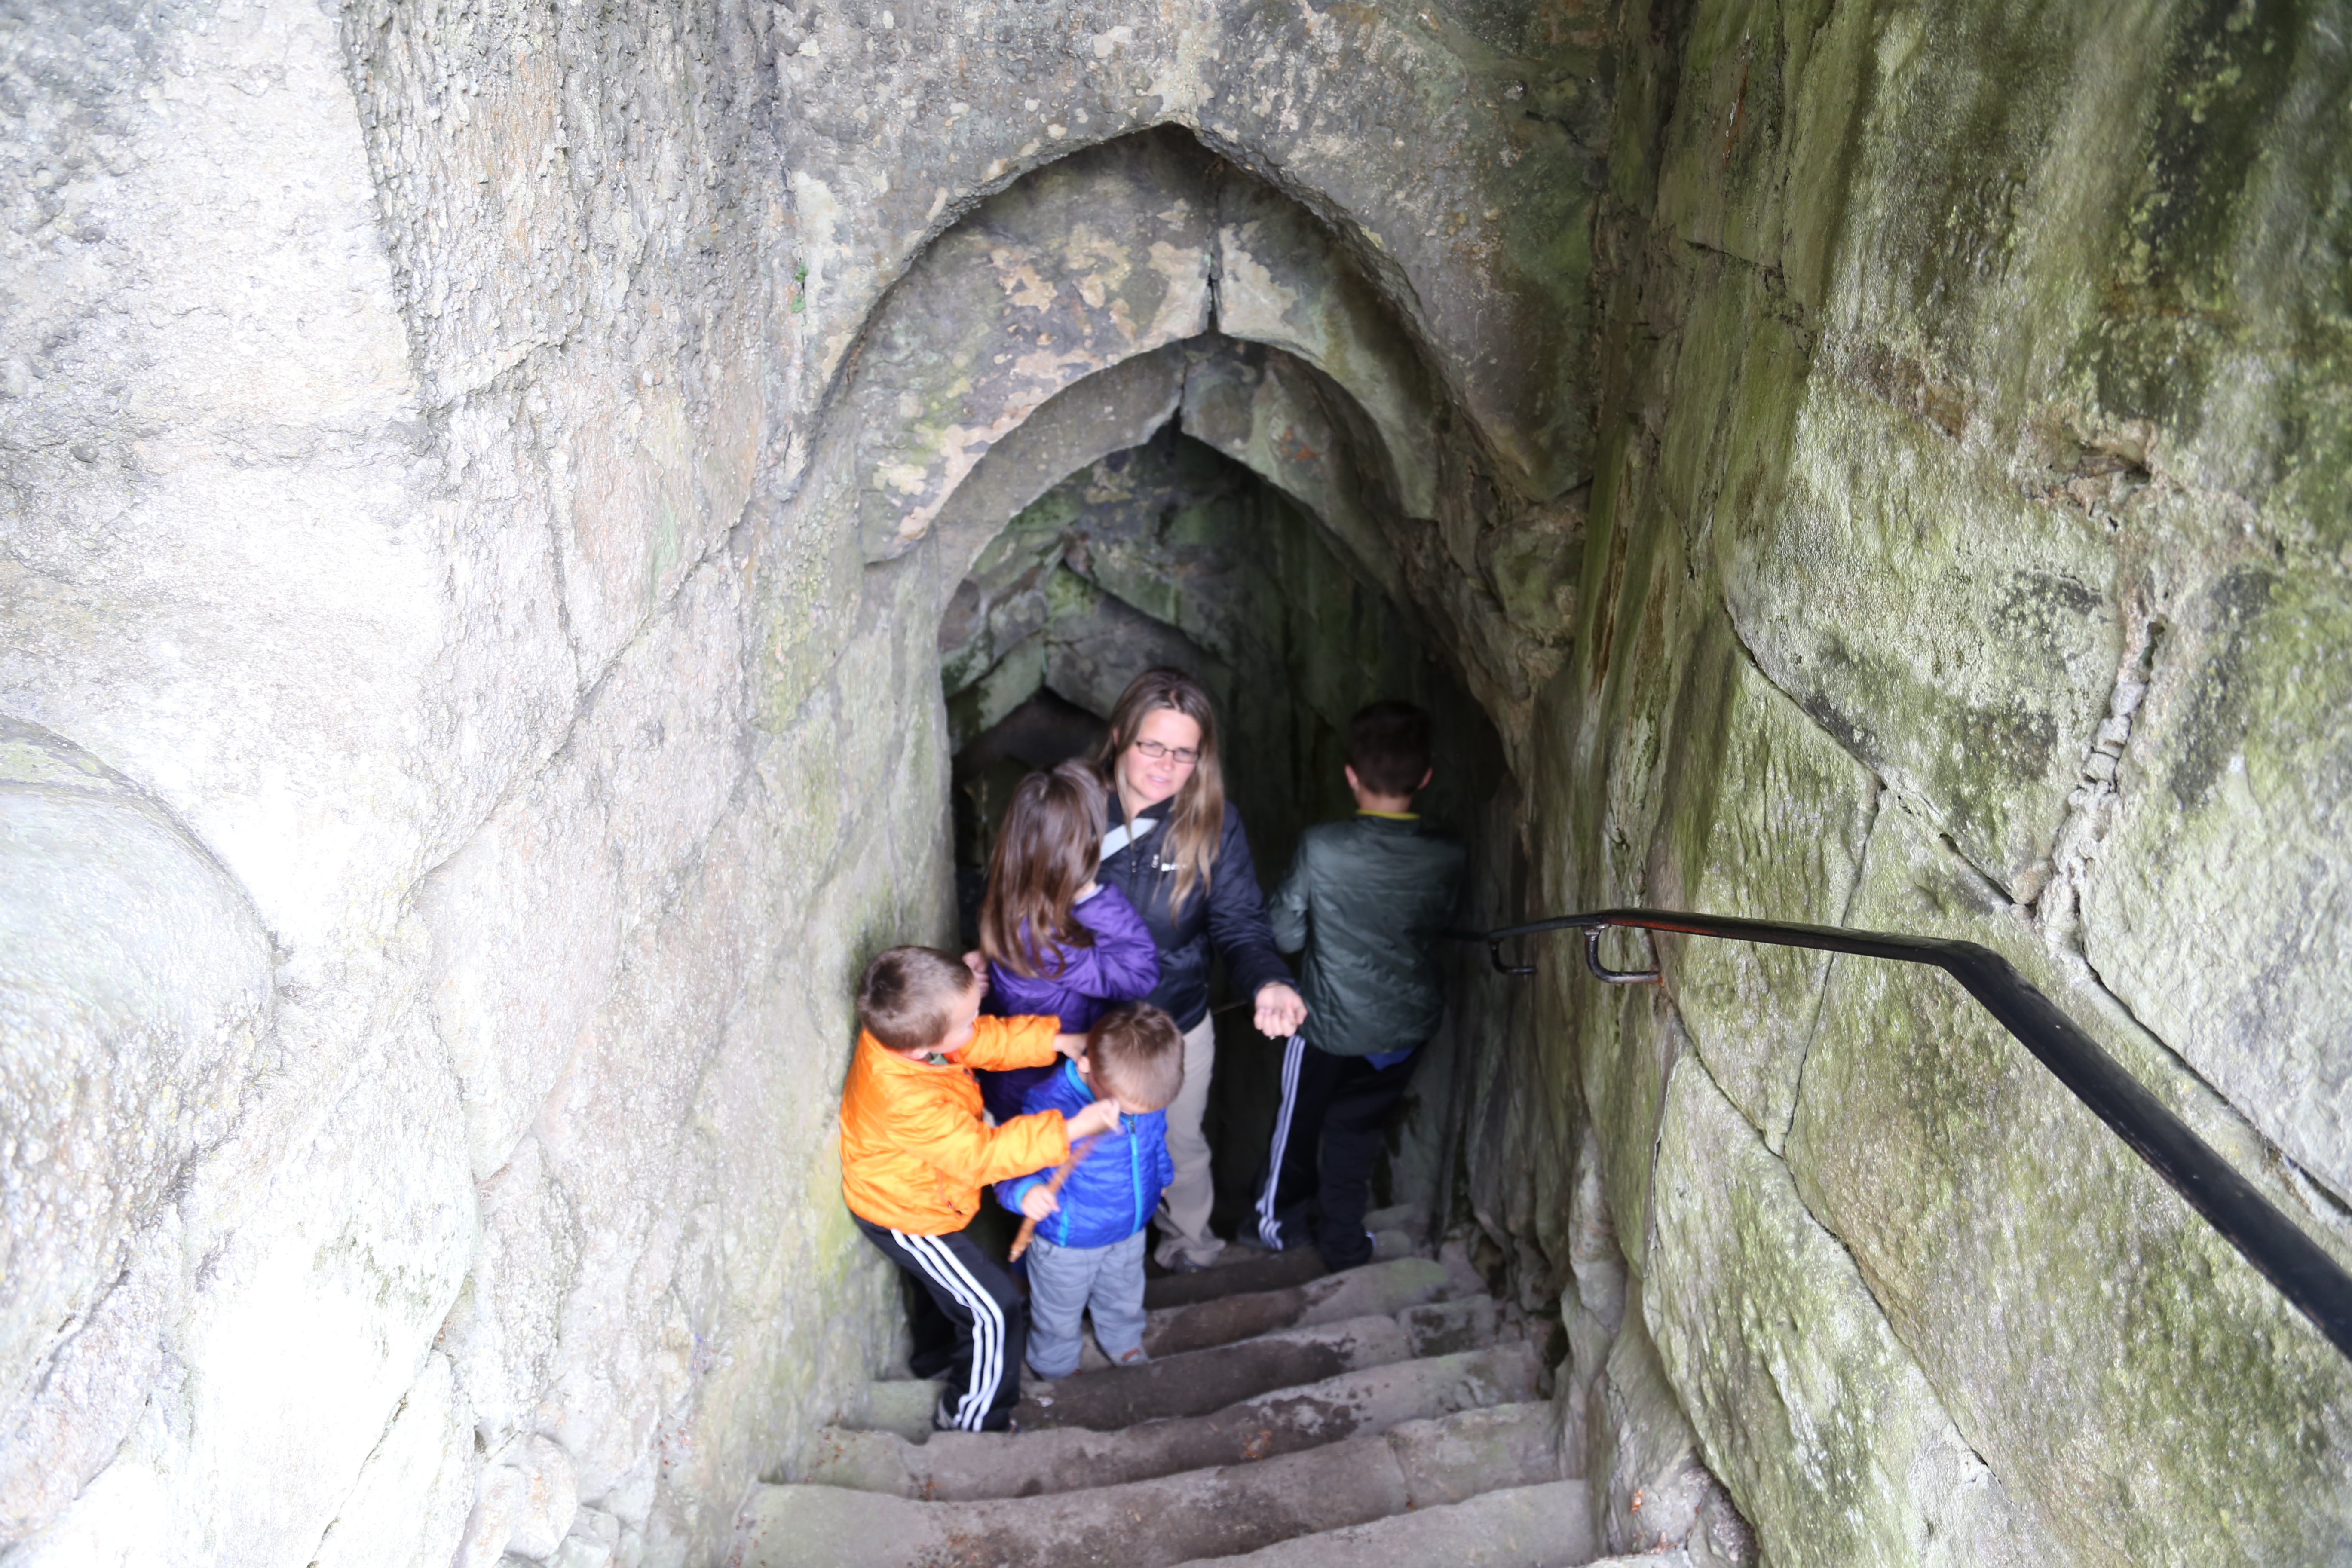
[1151,1012,1227,1268]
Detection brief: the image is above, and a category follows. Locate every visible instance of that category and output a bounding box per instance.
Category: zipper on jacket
[1129,1120,1143,1235]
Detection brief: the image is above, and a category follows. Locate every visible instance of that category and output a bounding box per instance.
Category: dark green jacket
[1267,813,1466,1057]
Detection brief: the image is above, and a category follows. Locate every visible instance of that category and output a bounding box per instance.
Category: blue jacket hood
[992,1059,1173,1250]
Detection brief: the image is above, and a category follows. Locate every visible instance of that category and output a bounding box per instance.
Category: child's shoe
[933,1395,1025,1435]
[1114,1345,1151,1367]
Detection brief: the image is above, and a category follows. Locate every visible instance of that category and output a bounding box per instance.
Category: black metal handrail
[1481,908,2352,1363]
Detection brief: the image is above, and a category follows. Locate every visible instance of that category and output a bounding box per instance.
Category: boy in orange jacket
[839,945,1122,1432]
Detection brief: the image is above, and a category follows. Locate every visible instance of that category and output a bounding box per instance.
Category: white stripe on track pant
[851,1213,1027,1431]
[1255,1035,1309,1250]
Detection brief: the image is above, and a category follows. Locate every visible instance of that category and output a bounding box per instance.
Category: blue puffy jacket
[993,1059,1173,1250]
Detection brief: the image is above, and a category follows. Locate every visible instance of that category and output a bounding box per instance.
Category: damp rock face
[1,2,2347,1567]
[1469,3,2352,1567]
[0,5,1590,1565]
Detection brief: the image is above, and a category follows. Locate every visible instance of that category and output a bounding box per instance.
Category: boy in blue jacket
[995,1004,1184,1376]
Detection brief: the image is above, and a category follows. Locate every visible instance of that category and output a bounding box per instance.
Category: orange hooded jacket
[839,1014,1072,1234]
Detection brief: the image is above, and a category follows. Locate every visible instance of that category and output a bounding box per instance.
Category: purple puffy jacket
[978,883,1161,1122]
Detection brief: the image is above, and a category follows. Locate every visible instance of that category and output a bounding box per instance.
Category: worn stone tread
[1018,1314,1414,1430]
[840,1293,1497,1446]
[1162,1476,1598,1568]
[1084,1256,1452,1366]
[1141,1228,1421,1308]
[1142,1247,1329,1308]
[805,1343,1544,1500]
[735,1405,1561,1568]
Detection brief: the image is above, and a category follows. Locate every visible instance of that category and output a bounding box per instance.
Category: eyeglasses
[1131,739,1201,766]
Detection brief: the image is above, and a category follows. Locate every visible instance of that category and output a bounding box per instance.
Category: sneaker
[1165,1253,1210,1274]
[934,1397,1025,1436]
[1114,1345,1151,1367]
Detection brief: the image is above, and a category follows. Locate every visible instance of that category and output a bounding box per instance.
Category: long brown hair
[978,761,1107,979]
[1096,668,1225,915]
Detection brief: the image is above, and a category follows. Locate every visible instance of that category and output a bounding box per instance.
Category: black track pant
[1251,1038,1421,1270]
[852,1212,1027,1431]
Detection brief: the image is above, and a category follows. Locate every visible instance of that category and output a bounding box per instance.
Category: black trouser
[852,1212,1027,1431]
[1251,1037,1421,1270]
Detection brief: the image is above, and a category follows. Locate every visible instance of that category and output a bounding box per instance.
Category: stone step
[1018,1314,1415,1431]
[1186,1219,1415,1271]
[733,1404,1562,1568]
[1397,1294,1500,1357]
[1163,1476,1599,1568]
[1081,1256,1452,1367]
[1143,1247,1326,1308]
[1139,1228,1418,1310]
[806,1341,1544,1500]
[840,1298,1503,1443]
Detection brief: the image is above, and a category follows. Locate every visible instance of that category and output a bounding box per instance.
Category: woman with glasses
[1093,668,1308,1272]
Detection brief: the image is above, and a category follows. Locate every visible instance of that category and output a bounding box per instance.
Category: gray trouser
[1152,1012,1226,1268]
[1025,1228,1148,1378]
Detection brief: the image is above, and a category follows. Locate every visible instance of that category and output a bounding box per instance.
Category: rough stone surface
[308,1354,477,1568]
[0,719,273,1527]
[1648,625,1880,1152]
[1444,2,2352,1565]
[1786,800,2352,1566]
[738,1404,1556,1568]
[809,1344,1538,1502]
[1651,1060,2037,1568]
[1017,1315,1416,1433]
[1583,1283,1750,1565]
[2084,563,2352,1197]
[4,0,2347,1562]
[1166,1479,1595,1568]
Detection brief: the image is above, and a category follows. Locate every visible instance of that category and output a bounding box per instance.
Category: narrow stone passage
[732,1215,1625,1568]
[4,4,2346,1565]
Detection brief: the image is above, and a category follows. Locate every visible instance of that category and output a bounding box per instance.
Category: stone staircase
[727,1210,1648,1568]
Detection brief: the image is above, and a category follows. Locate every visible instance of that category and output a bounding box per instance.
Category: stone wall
[0,3,1595,1566]
[6,0,2346,1565]
[1447,1,2352,1563]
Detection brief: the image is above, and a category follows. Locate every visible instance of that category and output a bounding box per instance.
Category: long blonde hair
[1097,668,1225,915]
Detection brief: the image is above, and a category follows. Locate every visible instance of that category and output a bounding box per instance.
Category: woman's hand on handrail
[1253,981,1308,1038]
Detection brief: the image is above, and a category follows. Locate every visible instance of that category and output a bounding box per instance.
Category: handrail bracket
[1585,925,1661,985]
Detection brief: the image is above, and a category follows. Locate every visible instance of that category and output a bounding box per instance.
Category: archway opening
[824,114,1525,1345]
[937,412,1506,1247]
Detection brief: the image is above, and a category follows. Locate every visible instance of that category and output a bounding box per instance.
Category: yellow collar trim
[1357,809,1419,820]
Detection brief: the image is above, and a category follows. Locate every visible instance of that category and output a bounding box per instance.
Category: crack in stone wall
[1442,3,2352,1567]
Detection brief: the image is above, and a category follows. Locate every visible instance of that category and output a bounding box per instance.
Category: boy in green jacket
[1252,701,1466,1270]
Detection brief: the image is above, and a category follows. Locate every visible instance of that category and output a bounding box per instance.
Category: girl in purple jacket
[974,760,1161,1122]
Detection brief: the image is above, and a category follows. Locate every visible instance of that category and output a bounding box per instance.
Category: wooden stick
[1008,1134,1102,1261]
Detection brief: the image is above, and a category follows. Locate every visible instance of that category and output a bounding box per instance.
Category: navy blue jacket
[993,1059,1173,1250]
[1096,794,1292,1032]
